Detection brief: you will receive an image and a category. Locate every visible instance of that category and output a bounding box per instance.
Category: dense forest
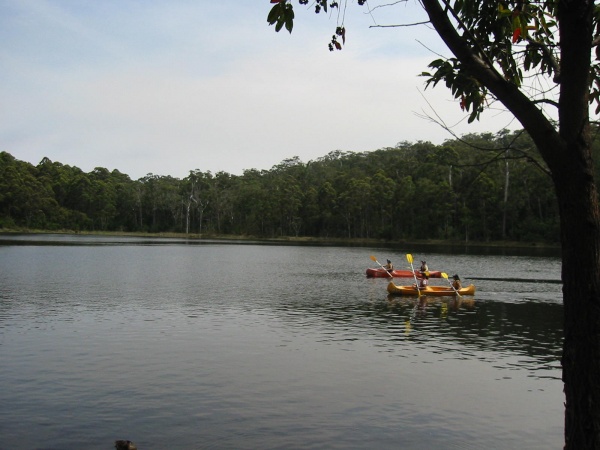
[4,128,597,243]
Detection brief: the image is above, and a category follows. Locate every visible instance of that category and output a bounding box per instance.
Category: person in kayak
[420,260,429,273]
[384,259,394,271]
[416,272,429,289]
[452,274,462,290]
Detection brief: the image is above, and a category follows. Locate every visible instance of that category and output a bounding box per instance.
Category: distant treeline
[5,128,596,243]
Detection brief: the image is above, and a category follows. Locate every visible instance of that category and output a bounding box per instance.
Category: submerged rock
[115,440,137,450]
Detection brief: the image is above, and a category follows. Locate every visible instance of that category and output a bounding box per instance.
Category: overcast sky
[1,0,518,180]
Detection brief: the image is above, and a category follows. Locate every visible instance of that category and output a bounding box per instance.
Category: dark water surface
[0,234,563,449]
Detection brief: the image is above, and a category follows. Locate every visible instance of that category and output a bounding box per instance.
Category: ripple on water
[0,240,564,449]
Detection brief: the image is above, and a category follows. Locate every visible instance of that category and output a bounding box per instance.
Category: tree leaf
[267,3,282,25]
[284,6,295,33]
[512,27,522,43]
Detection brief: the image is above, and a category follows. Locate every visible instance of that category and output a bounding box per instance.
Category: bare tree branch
[369,21,430,28]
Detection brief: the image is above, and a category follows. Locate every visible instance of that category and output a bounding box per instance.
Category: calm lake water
[0,234,564,449]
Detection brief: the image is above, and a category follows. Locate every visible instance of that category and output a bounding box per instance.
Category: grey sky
[1,0,517,180]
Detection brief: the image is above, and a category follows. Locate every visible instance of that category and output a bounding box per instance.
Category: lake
[0,234,564,449]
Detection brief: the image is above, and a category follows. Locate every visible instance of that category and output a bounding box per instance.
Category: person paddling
[415,272,429,289]
[451,274,462,290]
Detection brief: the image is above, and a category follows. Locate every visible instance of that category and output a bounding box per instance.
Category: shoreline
[0,228,561,250]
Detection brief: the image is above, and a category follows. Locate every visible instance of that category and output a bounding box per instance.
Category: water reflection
[386,241,561,257]
[0,235,564,449]
[267,289,563,381]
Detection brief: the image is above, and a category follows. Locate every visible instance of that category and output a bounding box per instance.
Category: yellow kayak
[387,282,476,296]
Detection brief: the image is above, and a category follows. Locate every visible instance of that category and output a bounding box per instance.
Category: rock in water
[115,440,138,450]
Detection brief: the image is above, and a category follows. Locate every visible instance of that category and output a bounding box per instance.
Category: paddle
[441,272,462,297]
[406,253,421,297]
[369,255,393,278]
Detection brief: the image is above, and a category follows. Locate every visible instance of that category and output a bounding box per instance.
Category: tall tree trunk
[555,1,600,446]
[137,187,143,230]
[185,198,191,235]
[502,152,509,240]
[554,140,600,449]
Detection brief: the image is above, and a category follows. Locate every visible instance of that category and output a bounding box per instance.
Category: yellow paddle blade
[370,255,377,262]
[441,272,448,279]
[406,254,413,264]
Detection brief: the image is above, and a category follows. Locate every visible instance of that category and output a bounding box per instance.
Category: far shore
[0,228,561,250]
